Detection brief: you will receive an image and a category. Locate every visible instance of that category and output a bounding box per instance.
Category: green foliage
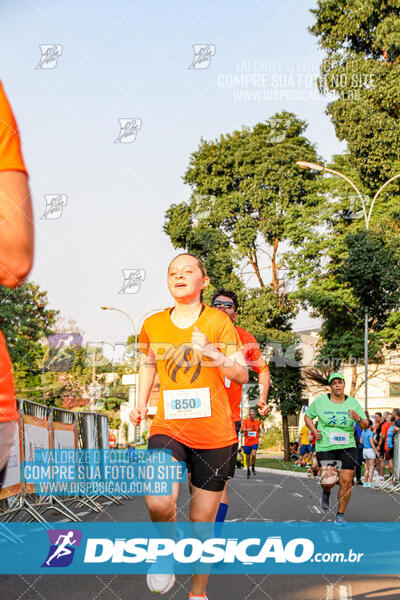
[163,113,315,419]
[259,425,282,449]
[340,229,400,325]
[310,0,400,189]
[0,281,58,365]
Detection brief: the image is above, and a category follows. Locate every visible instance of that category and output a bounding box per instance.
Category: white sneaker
[146,573,175,594]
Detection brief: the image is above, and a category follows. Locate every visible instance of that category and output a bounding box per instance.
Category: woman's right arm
[129,354,156,425]
[304,415,322,440]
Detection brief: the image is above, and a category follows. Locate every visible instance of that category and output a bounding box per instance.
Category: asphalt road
[1,468,399,600]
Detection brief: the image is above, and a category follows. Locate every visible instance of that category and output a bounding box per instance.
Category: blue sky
[1,0,343,357]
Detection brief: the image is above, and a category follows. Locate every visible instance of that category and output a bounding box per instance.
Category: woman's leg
[337,469,354,514]
[189,485,224,597]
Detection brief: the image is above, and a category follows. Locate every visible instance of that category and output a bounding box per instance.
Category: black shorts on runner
[316,447,357,471]
[148,435,238,492]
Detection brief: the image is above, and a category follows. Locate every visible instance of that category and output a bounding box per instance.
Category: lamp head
[296,161,325,172]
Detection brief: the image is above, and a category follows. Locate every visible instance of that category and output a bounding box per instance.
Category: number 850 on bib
[163,388,211,420]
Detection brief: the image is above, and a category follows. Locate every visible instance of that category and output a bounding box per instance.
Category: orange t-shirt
[0,82,27,423]
[225,326,269,422]
[139,305,241,449]
[241,417,261,447]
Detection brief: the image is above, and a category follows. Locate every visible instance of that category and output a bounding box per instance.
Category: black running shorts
[316,447,357,470]
[148,435,238,492]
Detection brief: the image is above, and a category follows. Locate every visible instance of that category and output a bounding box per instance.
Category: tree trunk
[350,364,357,397]
[282,414,290,462]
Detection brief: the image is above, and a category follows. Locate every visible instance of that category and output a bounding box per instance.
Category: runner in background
[0,82,33,489]
[305,372,368,524]
[241,408,263,478]
[129,253,247,600]
[211,288,270,523]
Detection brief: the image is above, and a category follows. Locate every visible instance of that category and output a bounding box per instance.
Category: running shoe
[247,470,251,479]
[319,489,330,511]
[251,466,256,476]
[146,573,175,594]
[335,513,347,525]
[356,480,363,486]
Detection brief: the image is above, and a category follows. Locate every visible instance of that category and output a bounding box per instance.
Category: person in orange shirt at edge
[0,82,34,489]
[211,288,270,527]
[129,253,248,600]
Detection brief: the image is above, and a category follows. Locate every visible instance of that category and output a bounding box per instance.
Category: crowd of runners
[127,253,398,599]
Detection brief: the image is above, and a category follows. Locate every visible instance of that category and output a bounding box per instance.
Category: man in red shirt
[0,81,33,488]
[241,408,263,478]
[211,288,270,523]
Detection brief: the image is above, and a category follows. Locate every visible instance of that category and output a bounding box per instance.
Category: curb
[253,467,312,479]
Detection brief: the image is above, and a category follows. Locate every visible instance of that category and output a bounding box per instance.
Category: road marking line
[292,492,303,497]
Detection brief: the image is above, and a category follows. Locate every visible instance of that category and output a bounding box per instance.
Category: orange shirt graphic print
[164,343,202,384]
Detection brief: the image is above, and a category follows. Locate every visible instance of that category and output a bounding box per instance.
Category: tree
[164,112,317,459]
[310,0,400,189]
[0,281,58,365]
[287,152,400,395]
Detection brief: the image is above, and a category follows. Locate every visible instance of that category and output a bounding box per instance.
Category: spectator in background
[378,412,392,478]
[361,420,377,487]
[385,416,396,477]
[373,412,385,480]
[0,82,33,490]
[392,409,400,433]
[354,418,364,485]
[296,423,312,467]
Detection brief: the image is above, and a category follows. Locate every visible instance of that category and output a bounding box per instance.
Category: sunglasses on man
[213,301,235,309]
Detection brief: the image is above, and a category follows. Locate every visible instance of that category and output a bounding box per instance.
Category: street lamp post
[296,161,400,412]
[100,306,161,442]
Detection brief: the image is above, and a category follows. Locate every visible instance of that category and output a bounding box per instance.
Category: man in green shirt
[305,372,368,524]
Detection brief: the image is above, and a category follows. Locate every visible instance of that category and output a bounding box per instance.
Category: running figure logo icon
[36,45,63,69]
[115,118,142,143]
[40,194,67,219]
[188,44,216,69]
[42,529,82,568]
[119,269,146,294]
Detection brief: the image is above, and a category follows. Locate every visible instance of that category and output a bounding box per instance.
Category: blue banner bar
[0,522,398,574]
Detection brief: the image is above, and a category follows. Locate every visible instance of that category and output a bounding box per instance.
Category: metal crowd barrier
[0,399,75,523]
[376,432,400,493]
[76,411,124,506]
[0,402,125,523]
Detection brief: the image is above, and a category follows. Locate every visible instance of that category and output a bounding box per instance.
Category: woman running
[304,372,368,524]
[129,253,248,599]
